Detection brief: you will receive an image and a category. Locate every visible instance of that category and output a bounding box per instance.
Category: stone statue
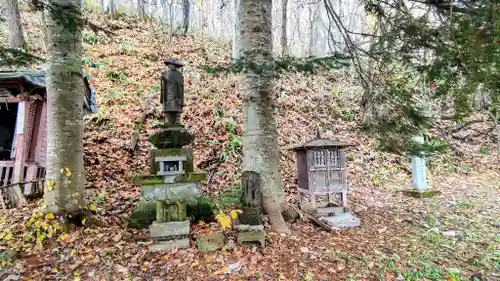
[160,58,185,125]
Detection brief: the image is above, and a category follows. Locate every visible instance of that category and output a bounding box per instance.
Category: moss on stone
[401,189,441,198]
[148,127,194,149]
[128,196,213,228]
[128,201,156,228]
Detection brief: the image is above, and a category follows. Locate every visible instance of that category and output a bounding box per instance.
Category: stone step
[149,220,190,238]
[148,238,190,252]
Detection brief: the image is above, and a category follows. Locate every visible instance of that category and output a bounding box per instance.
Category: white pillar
[411,135,428,190]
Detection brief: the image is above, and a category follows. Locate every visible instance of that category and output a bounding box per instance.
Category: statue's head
[164,58,185,70]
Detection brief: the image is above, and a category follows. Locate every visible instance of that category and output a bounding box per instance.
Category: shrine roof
[289,138,354,151]
[0,70,47,89]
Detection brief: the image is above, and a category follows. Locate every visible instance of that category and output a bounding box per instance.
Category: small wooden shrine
[290,134,354,215]
[0,70,96,206]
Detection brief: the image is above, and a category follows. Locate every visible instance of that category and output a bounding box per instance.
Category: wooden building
[0,70,96,206]
[290,136,354,213]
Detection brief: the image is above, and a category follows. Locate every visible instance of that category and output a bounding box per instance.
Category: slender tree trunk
[231,0,240,60]
[5,0,26,49]
[239,0,289,234]
[43,0,86,214]
[40,9,48,52]
[181,0,190,35]
[108,0,117,19]
[138,0,146,20]
[280,0,288,57]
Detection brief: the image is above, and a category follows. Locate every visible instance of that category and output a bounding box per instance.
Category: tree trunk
[231,0,240,60]
[239,0,289,234]
[138,0,146,20]
[39,9,47,52]
[43,0,86,215]
[280,0,288,57]
[108,0,117,19]
[5,0,25,49]
[181,0,190,35]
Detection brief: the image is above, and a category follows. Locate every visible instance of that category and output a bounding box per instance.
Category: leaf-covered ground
[0,12,498,281]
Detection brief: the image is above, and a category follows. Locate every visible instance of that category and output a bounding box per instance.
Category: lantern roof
[289,137,354,151]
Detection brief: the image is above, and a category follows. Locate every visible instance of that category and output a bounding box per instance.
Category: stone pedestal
[237,230,266,247]
[129,122,207,252]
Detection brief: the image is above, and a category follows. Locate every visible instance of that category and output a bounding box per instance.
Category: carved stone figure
[160,58,185,125]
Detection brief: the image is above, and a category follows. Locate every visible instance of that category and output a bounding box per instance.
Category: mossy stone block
[128,201,157,228]
[196,231,225,252]
[148,126,194,149]
[237,230,265,247]
[240,206,263,225]
[187,196,214,222]
[134,172,207,185]
[402,189,441,198]
[149,148,194,175]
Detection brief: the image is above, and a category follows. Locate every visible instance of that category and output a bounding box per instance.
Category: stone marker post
[411,135,428,190]
[402,135,440,198]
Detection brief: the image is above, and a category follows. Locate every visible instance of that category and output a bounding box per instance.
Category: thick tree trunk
[43,0,86,214]
[5,0,25,49]
[239,0,289,234]
[280,0,288,57]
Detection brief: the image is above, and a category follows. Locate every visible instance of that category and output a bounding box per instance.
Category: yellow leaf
[65,168,71,177]
[162,255,169,260]
[215,212,232,230]
[47,180,55,191]
[60,169,64,174]
[4,232,13,240]
[51,267,58,273]
[230,209,242,220]
[71,249,76,255]
[82,218,86,225]
[45,213,55,220]
[88,204,97,211]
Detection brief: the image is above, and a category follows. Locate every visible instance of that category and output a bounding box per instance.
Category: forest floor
[0,11,499,281]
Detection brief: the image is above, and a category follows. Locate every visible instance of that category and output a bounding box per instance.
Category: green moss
[128,201,156,228]
[148,127,194,149]
[187,196,215,222]
[401,189,441,198]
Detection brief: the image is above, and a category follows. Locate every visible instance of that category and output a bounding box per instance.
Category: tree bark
[40,9,48,52]
[181,0,190,35]
[280,0,288,57]
[5,0,26,49]
[239,0,289,234]
[43,0,86,215]
[137,0,146,20]
[108,0,117,19]
[231,0,240,60]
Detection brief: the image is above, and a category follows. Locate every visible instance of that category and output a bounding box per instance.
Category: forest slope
[0,11,498,281]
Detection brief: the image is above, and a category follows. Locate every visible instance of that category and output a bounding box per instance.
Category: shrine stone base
[148,238,190,252]
[148,220,190,252]
[319,212,361,231]
[236,230,266,248]
[401,189,441,198]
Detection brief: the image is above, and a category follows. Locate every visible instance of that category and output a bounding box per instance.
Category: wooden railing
[0,162,45,208]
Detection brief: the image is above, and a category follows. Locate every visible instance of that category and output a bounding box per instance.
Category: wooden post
[10,101,27,206]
